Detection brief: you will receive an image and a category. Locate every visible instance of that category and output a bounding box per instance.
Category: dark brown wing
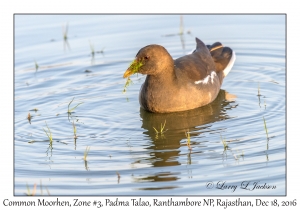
[174,38,216,81]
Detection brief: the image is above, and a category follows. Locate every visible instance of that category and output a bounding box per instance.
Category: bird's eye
[144,56,149,60]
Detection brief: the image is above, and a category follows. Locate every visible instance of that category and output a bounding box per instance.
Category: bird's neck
[145,65,177,87]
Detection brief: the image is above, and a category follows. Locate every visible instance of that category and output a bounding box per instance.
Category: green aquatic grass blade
[83,146,90,161]
[25,183,36,196]
[68,97,83,113]
[161,120,166,133]
[71,102,83,111]
[99,47,105,53]
[186,131,190,144]
[263,116,269,140]
[43,128,50,139]
[68,97,74,111]
[257,82,261,96]
[43,121,52,142]
[89,40,95,55]
[45,185,50,195]
[26,182,31,195]
[73,121,77,135]
[46,122,52,136]
[153,120,167,139]
[63,22,68,40]
[46,122,52,140]
[153,127,159,134]
[185,129,192,150]
[153,120,167,134]
[34,60,39,72]
[220,134,228,150]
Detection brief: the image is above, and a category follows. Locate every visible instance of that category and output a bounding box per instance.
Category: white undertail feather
[223,51,236,77]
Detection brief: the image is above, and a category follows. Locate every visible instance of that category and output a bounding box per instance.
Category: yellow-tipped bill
[123,58,143,78]
[123,68,133,78]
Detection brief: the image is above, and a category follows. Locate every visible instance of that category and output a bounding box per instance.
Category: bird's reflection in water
[134,90,237,188]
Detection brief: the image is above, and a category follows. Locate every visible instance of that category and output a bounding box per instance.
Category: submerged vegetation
[89,40,105,56]
[185,130,192,150]
[153,120,168,139]
[34,60,39,72]
[43,121,52,143]
[68,97,83,114]
[83,146,90,170]
[25,181,50,196]
[257,82,262,108]
[116,171,121,183]
[27,113,32,124]
[257,82,261,96]
[263,116,269,139]
[232,149,245,161]
[62,22,70,51]
[263,116,270,150]
[63,23,68,41]
[83,146,90,161]
[26,183,36,196]
[73,121,77,139]
[97,47,105,54]
[220,134,229,150]
[89,40,95,56]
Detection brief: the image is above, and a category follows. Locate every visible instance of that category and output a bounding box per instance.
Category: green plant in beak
[123,59,144,78]
[122,59,144,93]
[123,77,133,93]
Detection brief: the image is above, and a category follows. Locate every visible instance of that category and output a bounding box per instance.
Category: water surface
[14,14,285,195]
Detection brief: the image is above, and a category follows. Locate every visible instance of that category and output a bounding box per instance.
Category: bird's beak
[123,58,137,78]
[123,68,134,78]
[123,58,142,78]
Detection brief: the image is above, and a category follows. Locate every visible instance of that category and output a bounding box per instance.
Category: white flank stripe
[194,71,216,85]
